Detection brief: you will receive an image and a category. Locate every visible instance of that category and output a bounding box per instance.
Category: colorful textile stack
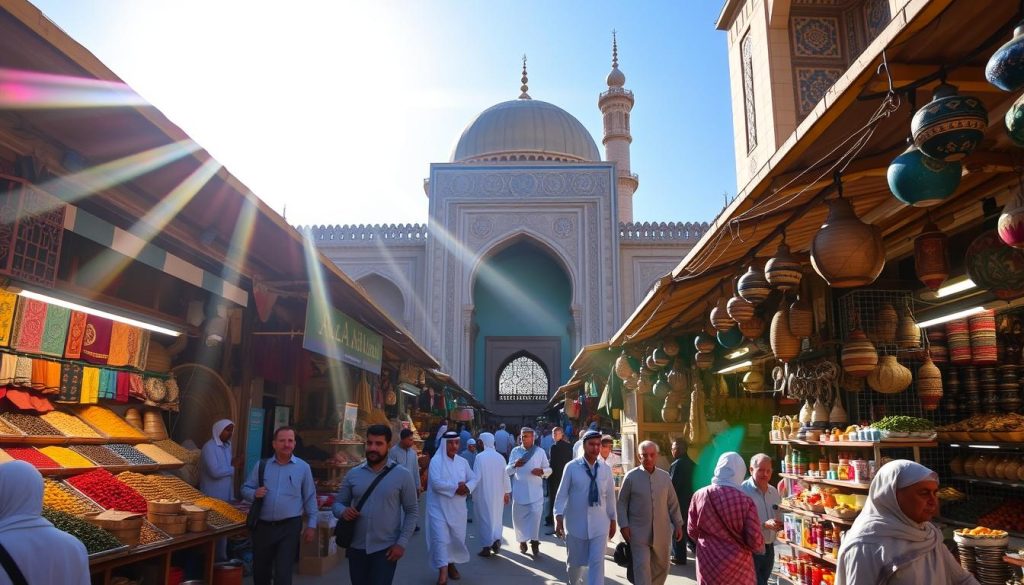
[947,318,972,365]
[969,310,998,365]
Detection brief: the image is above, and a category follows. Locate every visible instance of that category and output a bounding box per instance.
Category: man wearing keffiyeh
[553,430,616,585]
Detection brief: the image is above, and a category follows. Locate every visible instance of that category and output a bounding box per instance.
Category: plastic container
[213,562,243,585]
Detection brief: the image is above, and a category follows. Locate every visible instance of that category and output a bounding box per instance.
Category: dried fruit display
[43,479,101,515]
[74,407,146,439]
[134,444,182,466]
[6,447,59,468]
[138,521,170,545]
[66,469,147,513]
[105,444,156,466]
[154,439,198,463]
[0,413,61,436]
[115,472,175,502]
[194,496,245,524]
[71,445,128,467]
[149,475,204,503]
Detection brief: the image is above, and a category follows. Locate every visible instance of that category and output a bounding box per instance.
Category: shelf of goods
[319,439,364,493]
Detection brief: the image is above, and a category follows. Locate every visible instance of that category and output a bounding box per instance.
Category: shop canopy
[611,0,1024,347]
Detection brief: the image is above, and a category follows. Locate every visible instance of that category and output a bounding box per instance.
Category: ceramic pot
[868,355,912,394]
[789,296,813,338]
[911,83,987,161]
[897,306,921,350]
[887,144,961,206]
[842,329,878,378]
[614,352,635,380]
[986,22,1024,92]
[810,197,885,288]
[742,370,765,392]
[717,326,744,349]
[770,306,800,363]
[1005,92,1024,147]
[765,242,803,292]
[653,377,671,398]
[652,347,671,368]
[710,297,736,332]
[739,315,765,339]
[998,189,1024,249]
[695,351,715,370]
[695,333,716,353]
[966,229,1024,299]
[662,338,680,357]
[875,304,898,345]
[917,356,943,411]
[727,294,756,324]
[914,222,949,291]
[738,264,771,305]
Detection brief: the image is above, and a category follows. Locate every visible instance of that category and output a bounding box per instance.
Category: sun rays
[0,68,148,109]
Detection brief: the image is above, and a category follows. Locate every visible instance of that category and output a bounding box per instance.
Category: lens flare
[0,68,149,109]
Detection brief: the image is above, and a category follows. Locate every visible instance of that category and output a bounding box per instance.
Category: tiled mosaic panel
[797,67,844,115]
[792,16,841,58]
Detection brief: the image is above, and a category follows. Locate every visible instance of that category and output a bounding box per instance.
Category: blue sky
[30,1,736,228]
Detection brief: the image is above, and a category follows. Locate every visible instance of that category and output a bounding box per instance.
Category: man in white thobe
[473,432,511,557]
[427,431,478,584]
[554,430,617,585]
[494,424,512,460]
[617,440,684,585]
[507,427,552,557]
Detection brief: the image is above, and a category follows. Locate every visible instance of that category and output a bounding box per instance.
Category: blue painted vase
[887,144,961,206]
[1006,92,1024,147]
[911,83,987,161]
[986,22,1024,92]
[716,325,744,349]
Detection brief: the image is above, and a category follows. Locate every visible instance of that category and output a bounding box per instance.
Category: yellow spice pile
[149,475,204,503]
[40,411,102,438]
[134,444,182,466]
[195,497,246,523]
[75,406,146,439]
[138,521,170,545]
[115,472,175,502]
[154,439,198,463]
[43,479,100,515]
[38,447,95,469]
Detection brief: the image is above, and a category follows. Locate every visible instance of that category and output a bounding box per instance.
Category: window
[497,355,549,401]
[741,31,757,152]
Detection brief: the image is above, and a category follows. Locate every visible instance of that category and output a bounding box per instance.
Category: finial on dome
[612,30,619,68]
[519,54,531,99]
[606,32,626,88]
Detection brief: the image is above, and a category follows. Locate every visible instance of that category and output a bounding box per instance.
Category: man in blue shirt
[242,426,318,585]
[739,453,782,585]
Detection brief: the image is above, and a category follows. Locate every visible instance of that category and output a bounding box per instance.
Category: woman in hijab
[0,461,89,585]
[200,419,239,561]
[836,460,978,585]
[687,451,764,585]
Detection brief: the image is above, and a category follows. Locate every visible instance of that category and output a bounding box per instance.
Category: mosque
[307,39,708,421]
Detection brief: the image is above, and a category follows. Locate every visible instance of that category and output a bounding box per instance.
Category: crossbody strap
[0,541,29,585]
[257,458,267,487]
[354,463,395,512]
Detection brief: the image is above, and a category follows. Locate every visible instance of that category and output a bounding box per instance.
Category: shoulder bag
[0,541,28,585]
[245,458,268,531]
[335,463,396,548]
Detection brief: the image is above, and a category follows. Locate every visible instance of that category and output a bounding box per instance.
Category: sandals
[448,563,461,580]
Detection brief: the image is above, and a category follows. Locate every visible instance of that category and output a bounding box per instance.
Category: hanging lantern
[710,297,735,331]
[998,186,1024,248]
[738,315,765,339]
[694,351,715,370]
[737,263,771,305]
[788,296,813,338]
[716,325,744,349]
[986,21,1024,92]
[911,83,987,161]
[917,356,943,410]
[764,241,803,292]
[727,276,756,323]
[770,306,800,363]
[913,222,949,291]
[887,144,961,207]
[867,356,912,394]
[810,197,885,288]
[841,329,878,378]
[695,333,716,353]
[662,338,680,357]
[897,306,921,350]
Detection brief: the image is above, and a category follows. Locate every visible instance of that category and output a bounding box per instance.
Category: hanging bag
[335,463,396,548]
[0,541,29,585]
[245,458,268,531]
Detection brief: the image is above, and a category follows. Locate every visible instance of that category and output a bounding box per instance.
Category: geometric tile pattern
[796,67,844,115]
[863,0,891,41]
[792,16,841,57]
[742,32,758,151]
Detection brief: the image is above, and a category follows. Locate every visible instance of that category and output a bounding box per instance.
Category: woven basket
[842,329,878,378]
[770,306,800,363]
[917,357,943,410]
[789,297,813,338]
[810,197,885,287]
[868,356,912,394]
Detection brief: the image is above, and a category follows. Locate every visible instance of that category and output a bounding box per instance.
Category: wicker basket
[770,306,800,363]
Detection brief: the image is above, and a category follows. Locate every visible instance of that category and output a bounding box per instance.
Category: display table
[89,524,245,585]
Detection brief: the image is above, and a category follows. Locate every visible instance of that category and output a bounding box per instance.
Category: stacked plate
[980,366,999,414]
[961,367,980,416]
[947,318,973,365]
[1000,365,1022,413]
[973,545,1010,585]
[969,310,998,365]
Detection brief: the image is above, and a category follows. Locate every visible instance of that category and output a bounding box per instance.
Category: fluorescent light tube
[935,277,976,298]
[916,306,985,329]
[716,360,753,374]
[725,346,750,359]
[18,289,181,336]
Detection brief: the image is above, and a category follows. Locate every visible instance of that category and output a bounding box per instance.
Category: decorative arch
[467,231,578,305]
[496,351,550,401]
[355,272,408,326]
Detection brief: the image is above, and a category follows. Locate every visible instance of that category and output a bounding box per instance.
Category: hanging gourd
[788,296,813,338]
[897,305,921,350]
[764,239,802,292]
[810,188,885,288]
[914,221,949,291]
[738,315,766,340]
[986,21,1024,92]
[662,338,680,357]
[917,356,943,411]
[887,143,961,207]
[645,354,661,372]
[710,296,735,332]
[842,328,878,378]
[717,325,744,349]
[727,276,756,324]
[614,351,635,381]
[911,82,987,161]
[695,333,716,353]
[770,305,800,363]
[738,263,771,305]
[875,304,898,345]
[867,356,912,394]
[652,347,671,368]
[652,375,671,398]
[695,351,715,370]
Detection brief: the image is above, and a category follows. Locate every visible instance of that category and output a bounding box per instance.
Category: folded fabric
[98,368,117,400]
[80,367,100,403]
[115,371,131,403]
[81,315,112,365]
[132,331,150,370]
[128,373,145,401]
[13,355,32,387]
[31,357,48,391]
[39,304,71,357]
[63,310,88,359]
[12,298,47,354]
[0,352,16,386]
[107,322,133,367]
[58,362,83,402]
[0,291,18,347]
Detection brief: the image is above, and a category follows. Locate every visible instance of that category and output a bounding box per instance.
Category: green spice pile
[41,506,122,554]
[872,416,934,432]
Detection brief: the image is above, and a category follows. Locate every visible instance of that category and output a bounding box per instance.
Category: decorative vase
[966,229,1024,299]
[695,351,715,370]
[738,263,771,305]
[911,83,988,161]
[897,306,921,350]
[662,338,680,357]
[914,222,949,291]
[710,297,736,331]
[887,144,962,206]
[875,304,898,344]
[742,370,765,392]
[810,197,885,288]
[867,355,912,394]
[986,21,1024,92]
[829,392,848,425]
[917,356,943,411]
[1005,92,1024,147]
[998,189,1024,249]
[842,329,878,378]
[717,326,744,349]
[770,306,800,363]
[799,400,813,426]
[765,242,803,292]
[695,333,716,353]
[811,398,830,427]
[652,347,671,368]
[739,315,766,340]
[789,296,813,338]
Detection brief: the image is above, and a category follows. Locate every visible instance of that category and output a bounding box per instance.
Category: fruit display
[74,406,147,440]
[38,446,96,469]
[153,439,198,464]
[870,416,934,433]
[138,521,171,546]
[942,497,1024,534]
[5,447,59,468]
[115,472,176,502]
[149,475,204,503]
[978,500,1024,533]
[938,413,1024,441]
[955,526,1008,538]
[39,411,103,439]
[950,452,1024,481]
[67,469,148,513]
[106,444,156,466]
[42,506,123,555]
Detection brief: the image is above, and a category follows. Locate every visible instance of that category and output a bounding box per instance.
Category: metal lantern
[914,222,949,291]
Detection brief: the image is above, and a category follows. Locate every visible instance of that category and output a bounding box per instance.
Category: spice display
[0,417,21,436]
[71,445,128,466]
[871,415,934,432]
[206,509,235,528]
[6,447,59,468]
[149,475,204,502]
[41,506,122,554]
[115,472,175,502]
[133,443,182,466]
[75,406,146,439]
[38,446,95,469]
[106,444,156,466]
[138,521,170,545]
[67,469,148,513]
[194,497,246,524]
[40,411,103,438]
[0,412,61,436]
[43,479,101,515]
[153,439,197,463]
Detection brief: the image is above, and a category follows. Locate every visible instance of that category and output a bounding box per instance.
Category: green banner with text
[302,300,383,373]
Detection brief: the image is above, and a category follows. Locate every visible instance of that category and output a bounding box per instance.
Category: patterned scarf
[581,458,600,506]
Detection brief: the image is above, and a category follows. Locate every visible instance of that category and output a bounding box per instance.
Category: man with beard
[427,430,478,584]
[507,427,551,556]
[335,424,418,585]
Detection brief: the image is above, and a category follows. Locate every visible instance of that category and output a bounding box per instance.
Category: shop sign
[244,407,265,478]
[302,300,383,373]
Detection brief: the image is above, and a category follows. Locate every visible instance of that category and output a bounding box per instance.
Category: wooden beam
[768,152,893,199]
[865,63,994,94]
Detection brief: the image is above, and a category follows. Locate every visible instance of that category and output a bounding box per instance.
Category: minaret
[598,32,638,223]
[519,55,531,99]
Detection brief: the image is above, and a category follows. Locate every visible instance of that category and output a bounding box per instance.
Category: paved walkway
[279,502,699,584]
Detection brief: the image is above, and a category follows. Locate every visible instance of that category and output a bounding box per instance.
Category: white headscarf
[212,419,234,447]
[711,452,746,489]
[479,432,495,450]
[430,431,462,482]
[840,460,940,553]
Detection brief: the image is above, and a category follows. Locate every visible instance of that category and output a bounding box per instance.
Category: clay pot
[998,189,1024,249]
[789,297,813,338]
[770,306,800,363]
[887,144,961,207]
[742,370,765,392]
[652,347,671,368]
[738,315,765,339]
[695,351,715,370]
[738,264,771,305]
[695,333,716,353]
[911,83,987,161]
[653,377,671,398]
[842,329,878,378]
[765,242,803,292]
[662,338,680,357]
[897,307,921,350]
[710,297,735,332]
[914,222,949,291]
[917,356,943,411]
[810,197,885,288]
[867,356,912,394]
[875,304,898,344]
[987,22,1024,91]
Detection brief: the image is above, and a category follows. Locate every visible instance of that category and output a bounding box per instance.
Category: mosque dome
[606,66,625,88]
[450,98,601,163]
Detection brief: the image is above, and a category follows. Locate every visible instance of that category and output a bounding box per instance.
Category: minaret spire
[599,31,637,223]
[612,30,619,68]
[519,54,530,99]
